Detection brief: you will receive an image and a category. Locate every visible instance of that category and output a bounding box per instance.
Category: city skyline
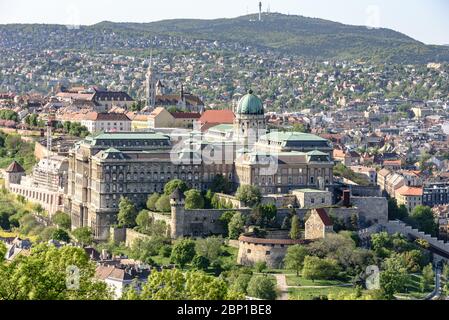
[0,0,448,45]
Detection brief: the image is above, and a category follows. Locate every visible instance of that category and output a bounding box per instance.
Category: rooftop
[397,186,423,197]
[261,131,328,143]
[5,160,25,173]
[92,132,170,141]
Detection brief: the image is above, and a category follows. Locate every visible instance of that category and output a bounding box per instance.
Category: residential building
[396,186,423,212]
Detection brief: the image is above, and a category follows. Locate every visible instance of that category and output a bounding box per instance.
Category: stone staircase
[384,220,449,253]
[358,220,449,257]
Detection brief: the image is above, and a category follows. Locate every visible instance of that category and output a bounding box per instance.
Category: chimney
[343,190,351,207]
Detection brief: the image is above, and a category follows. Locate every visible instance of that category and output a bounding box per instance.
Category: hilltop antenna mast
[259,2,262,21]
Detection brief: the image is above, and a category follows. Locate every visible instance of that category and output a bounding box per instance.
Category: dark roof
[170,188,185,200]
[5,161,25,173]
[155,94,204,107]
[93,89,134,102]
[171,112,201,119]
[315,208,333,226]
[95,113,130,121]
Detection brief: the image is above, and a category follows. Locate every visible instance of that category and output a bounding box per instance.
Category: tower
[259,2,262,21]
[4,160,25,189]
[170,188,186,239]
[146,54,157,108]
[234,89,267,147]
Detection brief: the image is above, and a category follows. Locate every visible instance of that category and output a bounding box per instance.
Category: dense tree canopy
[117,197,138,228]
[164,179,188,196]
[184,189,205,210]
[235,185,262,207]
[0,244,112,300]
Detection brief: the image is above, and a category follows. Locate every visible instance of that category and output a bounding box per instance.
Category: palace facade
[66,91,335,239]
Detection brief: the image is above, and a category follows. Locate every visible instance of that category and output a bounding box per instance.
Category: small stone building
[305,208,334,240]
[292,189,332,209]
[237,234,308,269]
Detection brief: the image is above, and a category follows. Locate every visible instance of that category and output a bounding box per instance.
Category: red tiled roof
[199,110,235,125]
[397,186,423,197]
[315,208,334,226]
[384,160,401,165]
[95,113,130,121]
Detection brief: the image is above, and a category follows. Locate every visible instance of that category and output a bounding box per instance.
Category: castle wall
[351,196,388,225]
[237,236,306,269]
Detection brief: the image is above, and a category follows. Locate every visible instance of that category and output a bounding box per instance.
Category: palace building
[66,90,335,239]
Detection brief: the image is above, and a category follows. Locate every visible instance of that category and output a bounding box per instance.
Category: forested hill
[2,13,448,64]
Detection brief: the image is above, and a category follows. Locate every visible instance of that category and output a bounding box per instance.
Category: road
[426,268,442,300]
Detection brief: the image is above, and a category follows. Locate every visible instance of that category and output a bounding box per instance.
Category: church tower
[146,56,157,108]
[234,90,267,147]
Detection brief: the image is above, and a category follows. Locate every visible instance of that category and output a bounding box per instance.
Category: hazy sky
[0,0,448,45]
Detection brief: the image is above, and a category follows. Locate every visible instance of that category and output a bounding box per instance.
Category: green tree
[164,179,188,196]
[134,269,243,300]
[255,261,267,273]
[408,206,438,236]
[388,198,408,221]
[247,275,277,300]
[135,210,151,233]
[0,244,111,300]
[191,255,210,271]
[195,236,223,263]
[117,197,137,228]
[51,228,70,243]
[230,273,253,295]
[219,211,237,236]
[72,227,93,246]
[380,255,409,299]
[184,189,205,209]
[0,242,6,262]
[235,185,262,207]
[51,211,71,230]
[251,204,277,228]
[146,193,160,211]
[421,263,434,292]
[290,215,301,240]
[302,256,341,281]
[170,239,196,268]
[284,245,308,276]
[228,212,246,240]
[130,237,167,264]
[156,194,171,213]
[210,174,232,194]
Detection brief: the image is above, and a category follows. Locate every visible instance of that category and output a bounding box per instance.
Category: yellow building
[396,186,423,212]
[148,107,175,128]
[128,114,150,132]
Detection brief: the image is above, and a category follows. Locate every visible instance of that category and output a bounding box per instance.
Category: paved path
[288,284,353,289]
[274,274,289,300]
[425,268,442,300]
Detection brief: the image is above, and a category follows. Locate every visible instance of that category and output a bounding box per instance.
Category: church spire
[146,51,156,108]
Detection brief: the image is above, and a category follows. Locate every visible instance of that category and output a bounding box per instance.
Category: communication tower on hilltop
[259,2,262,21]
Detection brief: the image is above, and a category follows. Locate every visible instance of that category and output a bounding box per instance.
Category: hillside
[1,13,449,63]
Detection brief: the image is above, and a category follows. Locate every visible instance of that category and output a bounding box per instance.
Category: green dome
[237,90,264,115]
